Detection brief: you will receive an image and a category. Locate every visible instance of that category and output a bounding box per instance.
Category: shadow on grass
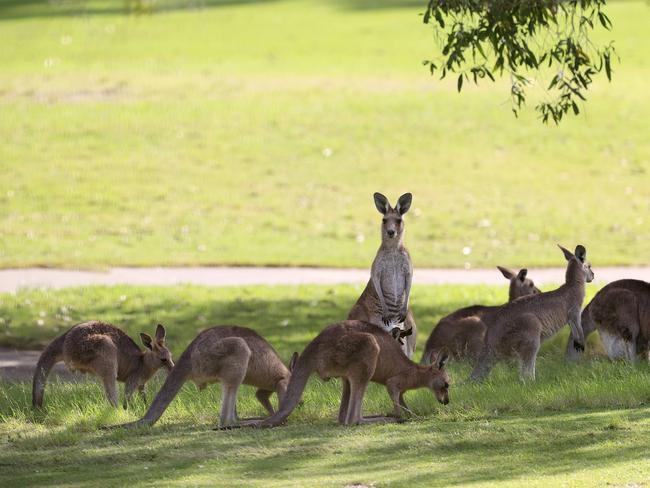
[3,408,650,486]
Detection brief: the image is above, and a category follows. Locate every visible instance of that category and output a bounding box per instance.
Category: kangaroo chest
[375,253,410,309]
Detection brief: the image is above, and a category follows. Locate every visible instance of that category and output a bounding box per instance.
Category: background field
[3,283,650,486]
[1,0,649,268]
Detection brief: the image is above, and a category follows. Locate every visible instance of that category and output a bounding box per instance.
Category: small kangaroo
[421,266,541,364]
[113,326,297,429]
[348,192,417,358]
[32,321,173,408]
[470,245,594,381]
[257,320,450,427]
[565,279,650,361]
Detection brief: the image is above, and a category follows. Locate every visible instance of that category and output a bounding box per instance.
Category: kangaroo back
[32,332,68,408]
[259,341,319,427]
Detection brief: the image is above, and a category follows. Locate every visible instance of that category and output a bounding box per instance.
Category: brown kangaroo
[113,326,297,429]
[257,320,450,427]
[421,266,540,364]
[565,279,650,361]
[470,245,594,381]
[348,192,417,358]
[32,321,173,408]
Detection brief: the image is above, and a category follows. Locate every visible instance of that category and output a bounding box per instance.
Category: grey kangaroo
[470,245,593,381]
[257,320,450,428]
[33,321,173,408]
[421,266,540,364]
[113,326,297,429]
[348,192,416,358]
[565,279,650,361]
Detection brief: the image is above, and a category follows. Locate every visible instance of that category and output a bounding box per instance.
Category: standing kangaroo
[113,326,297,429]
[348,192,417,358]
[421,266,541,364]
[565,279,650,361]
[257,320,450,427]
[32,321,173,408]
[470,245,593,381]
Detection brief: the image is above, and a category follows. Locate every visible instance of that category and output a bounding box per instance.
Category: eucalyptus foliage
[423,0,617,123]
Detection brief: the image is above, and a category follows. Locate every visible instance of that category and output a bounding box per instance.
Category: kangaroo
[348,192,417,358]
[33,321,173,409]
[565,279,650,361]
[257,320,450,428]
[112,326,297,429]
[421,266,541,364]
[470,245,594,381]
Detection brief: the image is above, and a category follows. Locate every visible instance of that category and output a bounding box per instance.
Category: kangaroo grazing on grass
[565,279,650,361]
[348,192,417,358]
[470,245,594,381]
[32,321,173,408]
[257,320,450,428]
[112,326,297,429]
[421,266,541,364]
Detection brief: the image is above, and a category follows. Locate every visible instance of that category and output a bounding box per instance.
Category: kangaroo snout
[387,229,396,238]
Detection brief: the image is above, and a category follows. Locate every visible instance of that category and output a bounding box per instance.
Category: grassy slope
[2,283,650,486]
[1,1,649,268]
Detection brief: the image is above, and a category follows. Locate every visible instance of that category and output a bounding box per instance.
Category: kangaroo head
[497,266,541,300]
[140,324,174,372]
[558,244,594,283]
[373,192,412,242]
[425,350,450,405]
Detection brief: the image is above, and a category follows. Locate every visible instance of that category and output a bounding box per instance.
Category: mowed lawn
[1,0,649,269]
[2,283,650,486]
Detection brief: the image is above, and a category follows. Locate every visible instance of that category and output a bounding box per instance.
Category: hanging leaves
[422,0,617,124]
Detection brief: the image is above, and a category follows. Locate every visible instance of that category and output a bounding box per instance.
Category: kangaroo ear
[574,245,586,263]
[517,269,528,281]
[558,244,573,261]
[155,324,166,342]
[396,193,412,215]
[373,192,389,214]
[140,333,153,350]
[497,266,515,280]
[289,352,299,372]
[436,349,449,369]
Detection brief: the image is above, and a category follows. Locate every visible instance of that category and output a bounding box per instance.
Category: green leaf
[457,74,463,92]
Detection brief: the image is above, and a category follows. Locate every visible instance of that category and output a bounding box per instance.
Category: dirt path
[0,347,83,383]
[1,266,648,293]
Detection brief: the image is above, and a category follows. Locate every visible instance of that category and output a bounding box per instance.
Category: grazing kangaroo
[348,192,417,358]
[565,279,650,361]
[33,321,173,408]
[257,320,450,428]
[470,245,594,381]
[421,266,541,364]
[113,326,297,429]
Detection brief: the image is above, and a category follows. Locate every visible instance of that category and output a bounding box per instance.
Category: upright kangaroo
[33,321,173,408]
[565,279,650,361]
[113,326,297,429]
[470,245,593,381]
[348,192,417,358]
[257,320,450,427]
[421,266,540,364]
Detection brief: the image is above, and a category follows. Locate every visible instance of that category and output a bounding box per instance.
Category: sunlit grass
[0,0,649,268]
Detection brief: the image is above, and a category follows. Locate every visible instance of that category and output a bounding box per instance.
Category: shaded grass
[0,1,649,268]
[2,284,650,485]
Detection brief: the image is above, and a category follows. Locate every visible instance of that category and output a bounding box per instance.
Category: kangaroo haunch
[422,266,540,364]
[112,325,296,430]
[33,321,173,409]
[257,320,450,428]
[348,192,417,358]
[470,245,594,381]
[566,279,650,361]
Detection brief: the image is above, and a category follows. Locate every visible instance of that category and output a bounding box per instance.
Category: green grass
[3,283,650,486]
[1,0,649,268]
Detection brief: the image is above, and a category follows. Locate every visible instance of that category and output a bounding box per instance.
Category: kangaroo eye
[382,218,387,223]
[444,382,449,389]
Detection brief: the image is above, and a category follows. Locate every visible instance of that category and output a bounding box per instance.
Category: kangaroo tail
[258,342,318,427]
[136,347,194,426]
[32,333,67,408]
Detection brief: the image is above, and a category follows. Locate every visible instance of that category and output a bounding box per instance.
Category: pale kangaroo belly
[380,269,406,317]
